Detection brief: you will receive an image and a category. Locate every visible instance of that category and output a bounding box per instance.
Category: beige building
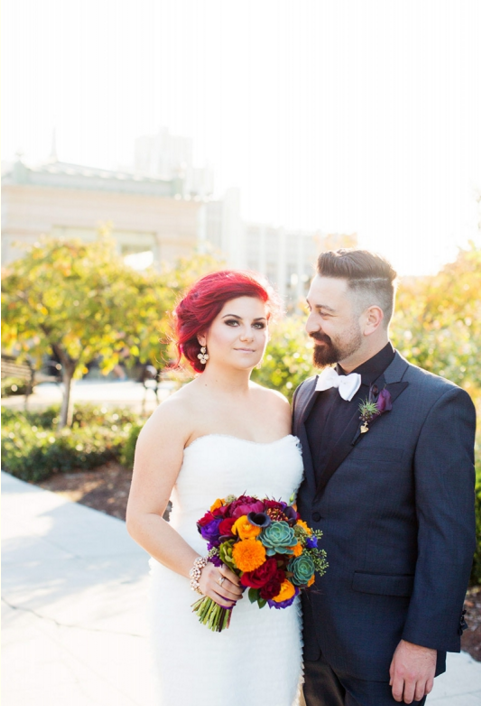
[2,155,356,311]
[1,156,203,267]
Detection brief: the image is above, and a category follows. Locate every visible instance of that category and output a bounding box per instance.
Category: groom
[293,249,476,706]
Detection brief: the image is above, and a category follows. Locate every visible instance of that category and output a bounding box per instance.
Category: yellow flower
[232,539,266,572]
[296,519,312,535]
[232,515,261,540]
[272,579,296,603]
[289,542,303,557]
[307,575,315,588]
[210,498,225,512]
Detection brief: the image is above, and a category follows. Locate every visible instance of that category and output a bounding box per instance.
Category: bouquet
[192,494,328,632]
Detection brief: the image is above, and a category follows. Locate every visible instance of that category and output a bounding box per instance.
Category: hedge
[1,404,142,483]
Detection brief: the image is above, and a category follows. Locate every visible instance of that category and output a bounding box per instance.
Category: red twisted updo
[174,270,279,373]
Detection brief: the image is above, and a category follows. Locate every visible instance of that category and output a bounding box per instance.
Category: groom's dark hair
[317,249,397,325]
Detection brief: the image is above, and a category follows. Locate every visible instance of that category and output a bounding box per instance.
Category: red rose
[240,558,278,588]
[197,511,215,527]
[219,518,236,536]
[231,500,265,519]
[214,504,230,518]
[259,569,286,600]
[264,500,287,511]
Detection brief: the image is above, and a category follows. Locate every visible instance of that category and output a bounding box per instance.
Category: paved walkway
[1,379,176,415]
[2,472,481,705]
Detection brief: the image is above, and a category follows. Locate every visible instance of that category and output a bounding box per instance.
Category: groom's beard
[310,326,363,368]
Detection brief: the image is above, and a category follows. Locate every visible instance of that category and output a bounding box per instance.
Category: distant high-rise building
[134,127,214,199]
[243,226,358,309]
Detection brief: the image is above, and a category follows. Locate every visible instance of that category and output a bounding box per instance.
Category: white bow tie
[315,367,362,401]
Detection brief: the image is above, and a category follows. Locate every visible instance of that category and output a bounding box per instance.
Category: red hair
[174,270,279,372]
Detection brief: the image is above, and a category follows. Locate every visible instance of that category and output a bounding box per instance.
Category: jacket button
[312,511,321,522]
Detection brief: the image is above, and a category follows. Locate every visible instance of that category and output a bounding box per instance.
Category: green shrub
[120,422,144,469]
[472,489,481,585]
[1,404,142,483]
[471,431,481,585]
[1,405,59,428]
[71,403,139,428]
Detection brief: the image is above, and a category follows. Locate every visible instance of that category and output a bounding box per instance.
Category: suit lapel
[313,352,410,501]
[350,379,409,446]
[293,377,319,495]
[296,377,319,428]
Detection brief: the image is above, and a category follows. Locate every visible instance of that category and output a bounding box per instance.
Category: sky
[3,0,481,276]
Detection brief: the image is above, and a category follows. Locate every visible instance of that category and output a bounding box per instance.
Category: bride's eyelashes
[224,319,266,329]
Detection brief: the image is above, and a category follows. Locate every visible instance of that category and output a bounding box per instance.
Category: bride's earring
[197,346,209,365]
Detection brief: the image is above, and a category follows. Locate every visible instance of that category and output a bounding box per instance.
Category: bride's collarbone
[186,431,292,447]
[182,388,290,445]
[189,415,286,444]
[187,419,289,446]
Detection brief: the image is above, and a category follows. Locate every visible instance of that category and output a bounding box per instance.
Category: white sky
[2,0,481,275]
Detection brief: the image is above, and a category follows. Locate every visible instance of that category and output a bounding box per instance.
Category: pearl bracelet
[189,556,208,594]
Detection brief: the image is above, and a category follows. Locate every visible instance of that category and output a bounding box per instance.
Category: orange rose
[272,579,296,603]
[232,515,261,540]
[232,539,266,572]
[210,498,225,512]
[307,575,315,587]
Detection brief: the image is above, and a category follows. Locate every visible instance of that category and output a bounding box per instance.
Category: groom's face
[306,275,363,367]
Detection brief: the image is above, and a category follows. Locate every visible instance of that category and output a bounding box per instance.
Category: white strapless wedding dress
[149,434,305,706]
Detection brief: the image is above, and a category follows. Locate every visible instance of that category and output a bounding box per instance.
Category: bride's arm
[126,398,242,608]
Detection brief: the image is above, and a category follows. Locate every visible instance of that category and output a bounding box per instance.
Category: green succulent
[260,521,297,556]
[288,554,316,586]
[219,539,236,571]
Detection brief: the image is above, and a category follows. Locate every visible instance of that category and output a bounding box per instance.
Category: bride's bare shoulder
[250,382,291,419]
[141,382,198,439]
[250,380,289,403]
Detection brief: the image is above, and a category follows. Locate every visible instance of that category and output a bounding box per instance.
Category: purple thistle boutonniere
[358,386,392,434]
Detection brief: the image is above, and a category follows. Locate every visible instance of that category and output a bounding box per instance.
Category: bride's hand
[198,562,244,608]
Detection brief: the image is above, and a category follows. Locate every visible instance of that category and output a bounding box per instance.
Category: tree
[391,241,481,399]
[2,235,225,428]
[2,235,171,428]
[252,316,315,401]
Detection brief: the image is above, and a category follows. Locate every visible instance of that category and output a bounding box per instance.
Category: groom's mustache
[310,332,332,345]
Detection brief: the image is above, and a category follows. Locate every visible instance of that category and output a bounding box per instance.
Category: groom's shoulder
[293,375,317,406]
[396,352,472,404]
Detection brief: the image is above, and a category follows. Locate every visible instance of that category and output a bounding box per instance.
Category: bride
[126,270,304,706]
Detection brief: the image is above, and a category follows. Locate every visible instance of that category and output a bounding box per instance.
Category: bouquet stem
[192,596,232,632]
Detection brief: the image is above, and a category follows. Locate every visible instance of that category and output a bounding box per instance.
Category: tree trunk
[54,346,77,429]
[58,368,75,429]
[24,365,35,413]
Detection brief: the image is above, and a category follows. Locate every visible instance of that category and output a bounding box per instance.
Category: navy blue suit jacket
[293,351,476,681]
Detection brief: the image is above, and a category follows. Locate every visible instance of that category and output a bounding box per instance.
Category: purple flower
[208,552,223,567]
[267,587,299,609]
[376,388,392,414]
[283,506,299,526]
[306,536,318,549]
[200,519,222,544]
[247,511,271,528]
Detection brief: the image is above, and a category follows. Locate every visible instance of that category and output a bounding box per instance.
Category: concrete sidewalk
[2,472,156,706]
[2,472,481,705]
[1,379,175,415]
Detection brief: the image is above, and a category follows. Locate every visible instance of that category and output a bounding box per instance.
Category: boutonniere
[358,385,392,434]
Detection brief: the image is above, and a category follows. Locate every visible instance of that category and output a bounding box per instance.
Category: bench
[1,357,61,396]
